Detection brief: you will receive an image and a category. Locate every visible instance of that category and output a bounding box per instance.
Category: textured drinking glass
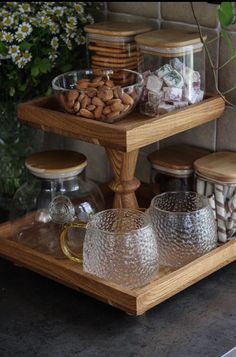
[61,209,159,288]
[149,192,217,268]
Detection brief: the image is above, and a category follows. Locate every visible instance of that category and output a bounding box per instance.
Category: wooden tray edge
[1,221,235,316]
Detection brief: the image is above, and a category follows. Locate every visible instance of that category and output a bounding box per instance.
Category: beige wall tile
[161,22,219,95]
[108,2,159,19]
[216,107,236,152]
[161,2,218,28]
[135,152,152,183]
[219,32,236,105]
[107,12,159,29]
[159,121,216,152]
[64,138,112,183]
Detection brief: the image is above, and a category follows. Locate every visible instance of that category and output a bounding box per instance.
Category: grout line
[158,1,162,21]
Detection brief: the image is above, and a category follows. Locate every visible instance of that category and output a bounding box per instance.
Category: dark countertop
[0,257,236,357]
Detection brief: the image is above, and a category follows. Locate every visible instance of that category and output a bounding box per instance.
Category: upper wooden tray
[17,95,225,153]
[1,221,236,316]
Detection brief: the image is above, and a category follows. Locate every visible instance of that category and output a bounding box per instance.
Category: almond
[79,108,94,119]
[103,106,112,115]
[73,100,81,112]
[86,104,96,111]
[92,97,105,107]
[94,105,103,120]
[81,95,89,109]
[76,80,89,89]
[88,81,104,88]
[97,87,113,102]
[105,80,114,87]
[111,102,124,112]
[119,92,134,105]
[87,88,97,98]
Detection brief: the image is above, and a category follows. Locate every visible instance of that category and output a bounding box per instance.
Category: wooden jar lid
[84,21,152,37]
[25,150,87,179]
[135,29,206,51]
[194,152,236,184]
[148,145,210,176]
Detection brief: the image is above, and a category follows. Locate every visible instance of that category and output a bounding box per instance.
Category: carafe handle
[60,222,87,264]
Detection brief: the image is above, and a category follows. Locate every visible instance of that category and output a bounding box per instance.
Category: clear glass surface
[149,192,217,268]
[10,171,105,259]
[83,209,159,289]
[52,69,144,122]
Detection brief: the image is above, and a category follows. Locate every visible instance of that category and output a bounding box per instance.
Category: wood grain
[1,221,236,315]
[194,152,236,183]
[17,95,225,153]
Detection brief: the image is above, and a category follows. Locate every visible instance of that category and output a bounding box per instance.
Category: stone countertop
[0,257,236,357]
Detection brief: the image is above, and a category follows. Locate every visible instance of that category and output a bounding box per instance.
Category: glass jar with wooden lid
[84,21,152,85]
[135,29,207,117]
[148,144,210,193]
[194,152,236,243]
[10,150,105,259]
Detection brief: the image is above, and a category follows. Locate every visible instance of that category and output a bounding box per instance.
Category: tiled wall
[64,2,236,184]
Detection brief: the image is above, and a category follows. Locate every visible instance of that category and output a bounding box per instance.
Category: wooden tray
[17,94,225,153]
[1,221,236,316]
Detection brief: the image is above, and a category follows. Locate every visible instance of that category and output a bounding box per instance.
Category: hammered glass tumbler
[83,209,159,289]
[149,192,217,268]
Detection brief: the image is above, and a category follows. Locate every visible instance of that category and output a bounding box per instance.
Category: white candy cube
[172,100,189,109]
[148,90,163,105]
[170,58,184,73]
[146,75,163,94]
[163,70,184,88]
[158,102,175,115]
[182,66,200,86]
[184,87,204,104]
[155,64,173,79]
[163,87,182,101]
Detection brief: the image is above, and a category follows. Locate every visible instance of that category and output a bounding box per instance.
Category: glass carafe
[10,150,105,259]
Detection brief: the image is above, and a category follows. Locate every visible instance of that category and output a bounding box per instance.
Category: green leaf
[0,42,7,56]
[218,2,234,28]
[31,65,40,77]
[39,58,51,73]
[221,29,235,57]
[19,41,32,51]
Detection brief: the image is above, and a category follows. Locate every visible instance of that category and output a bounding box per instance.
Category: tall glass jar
[84,21,152,83]
[10,150,105,259]
[135,29,206,117]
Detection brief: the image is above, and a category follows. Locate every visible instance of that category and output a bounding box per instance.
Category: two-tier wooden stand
[16,94,224,209]
[1,94,234,316]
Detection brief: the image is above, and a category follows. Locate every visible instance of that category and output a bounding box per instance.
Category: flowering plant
[0,2,101,205]
[0,1,101,102]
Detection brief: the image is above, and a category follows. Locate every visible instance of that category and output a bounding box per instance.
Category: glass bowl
[149,191,218,268]
[52,68,144,123]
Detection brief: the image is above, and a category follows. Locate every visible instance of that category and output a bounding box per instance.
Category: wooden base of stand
[1,221,236,315]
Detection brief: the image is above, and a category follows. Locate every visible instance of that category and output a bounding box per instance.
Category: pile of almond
[58,76,137,123]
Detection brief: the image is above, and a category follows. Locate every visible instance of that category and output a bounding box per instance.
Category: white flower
[8,45,20,58]
[2,31,14,43]
[51,36,59,50]
[19,3,31,13]
[54,7,64,17]
[18,22,32,36]
[74,4,84,14]
[49,52,58,62]
[22,50,32,63]
[2,16,14,27]
[15,22,32,42]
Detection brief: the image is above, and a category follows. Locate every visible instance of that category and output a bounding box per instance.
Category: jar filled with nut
[52,69,144,123]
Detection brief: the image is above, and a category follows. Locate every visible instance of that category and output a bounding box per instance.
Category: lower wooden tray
[1,221,236,316]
